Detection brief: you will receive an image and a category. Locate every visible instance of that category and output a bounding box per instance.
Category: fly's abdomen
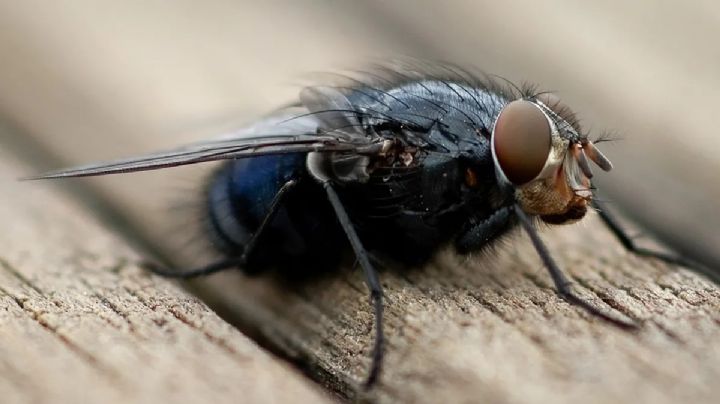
[206,153,342,272]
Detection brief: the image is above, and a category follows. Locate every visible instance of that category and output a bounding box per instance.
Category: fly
[25,62,700,388]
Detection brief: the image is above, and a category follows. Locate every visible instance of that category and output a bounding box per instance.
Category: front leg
[513,205,637,328]
[455,206,514,253]
[592,198,717,281]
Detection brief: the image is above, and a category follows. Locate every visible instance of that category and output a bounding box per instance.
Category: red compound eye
[492,100,552,185]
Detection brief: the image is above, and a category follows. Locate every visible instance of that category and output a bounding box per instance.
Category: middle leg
[323,180,385,389]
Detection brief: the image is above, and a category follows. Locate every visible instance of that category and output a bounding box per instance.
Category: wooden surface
[194,217,720,403]
[0,154,332,403]
[1,1,720,403]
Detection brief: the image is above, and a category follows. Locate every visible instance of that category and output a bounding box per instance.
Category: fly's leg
[144,258,243,278]
[237,180,298,265]
[514,205,637,329]
[455,206,513,253]
[323,181,385,389]
[592,198,708,271]
[145,180,298,279]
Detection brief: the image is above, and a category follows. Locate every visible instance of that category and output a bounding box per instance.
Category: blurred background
[1,0,718,270]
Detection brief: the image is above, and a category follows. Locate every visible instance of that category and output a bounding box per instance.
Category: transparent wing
[24,109,376,180]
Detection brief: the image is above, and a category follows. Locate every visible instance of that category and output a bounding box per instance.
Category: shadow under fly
[25,61,705,388]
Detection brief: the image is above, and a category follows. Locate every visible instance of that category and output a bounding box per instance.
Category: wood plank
[191,215,720,403]
[0,153,332,403]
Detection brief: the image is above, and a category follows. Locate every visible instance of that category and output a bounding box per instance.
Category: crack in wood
[467,292,513,324]
[0,257,44,295]
[121,283,256,365]
[0,282,122,381]
[167,305,252,362]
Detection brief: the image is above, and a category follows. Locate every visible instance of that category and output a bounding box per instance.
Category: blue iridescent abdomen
[206,153,342,272]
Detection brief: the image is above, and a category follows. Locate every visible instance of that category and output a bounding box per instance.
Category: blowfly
[26,62,696,388]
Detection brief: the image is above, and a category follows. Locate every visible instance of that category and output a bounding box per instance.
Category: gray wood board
[0,154,332,403]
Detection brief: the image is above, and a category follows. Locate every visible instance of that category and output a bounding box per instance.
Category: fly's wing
[24,107,378,180]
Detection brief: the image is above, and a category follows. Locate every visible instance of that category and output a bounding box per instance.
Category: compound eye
[492,100,552,185]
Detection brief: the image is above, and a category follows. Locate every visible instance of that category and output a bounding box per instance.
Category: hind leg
[146,180,298,278]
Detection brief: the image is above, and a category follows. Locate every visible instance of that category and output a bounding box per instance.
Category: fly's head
[490,94,613,225]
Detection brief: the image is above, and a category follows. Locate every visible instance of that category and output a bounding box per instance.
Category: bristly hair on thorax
[296,58,603,143]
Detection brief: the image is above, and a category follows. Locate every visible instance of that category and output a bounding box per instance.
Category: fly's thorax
[307,138,423,185]
[490,96,613,225]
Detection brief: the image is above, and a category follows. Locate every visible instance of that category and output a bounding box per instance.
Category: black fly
[25,62,696,388]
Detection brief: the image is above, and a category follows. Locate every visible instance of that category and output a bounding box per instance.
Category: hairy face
[491,95,612,225]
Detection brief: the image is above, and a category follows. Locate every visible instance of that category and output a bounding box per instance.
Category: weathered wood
[0,155,332,403]
[192,214,720,403]
[6,141,720,404]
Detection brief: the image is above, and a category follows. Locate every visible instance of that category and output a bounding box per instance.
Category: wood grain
[0,154,332,404]
[191,214,720,403]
